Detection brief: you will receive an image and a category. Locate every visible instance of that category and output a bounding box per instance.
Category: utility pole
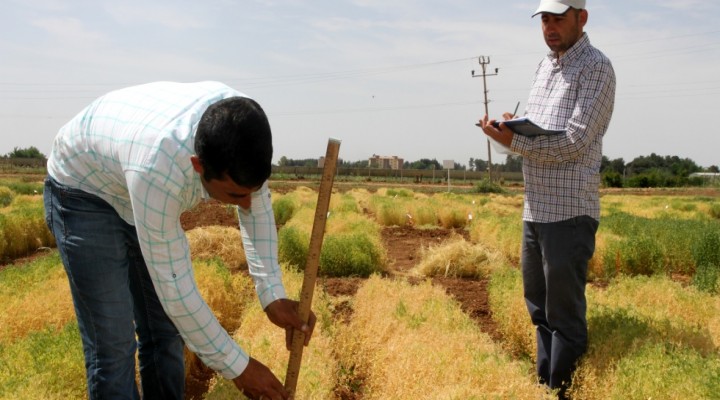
[472,56,499,181]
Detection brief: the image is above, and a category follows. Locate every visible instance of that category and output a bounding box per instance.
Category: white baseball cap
[532,0,586,17]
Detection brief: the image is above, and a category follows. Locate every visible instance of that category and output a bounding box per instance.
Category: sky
[1,0,719,169]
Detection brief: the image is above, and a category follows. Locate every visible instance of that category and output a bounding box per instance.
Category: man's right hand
[232,357,289,400]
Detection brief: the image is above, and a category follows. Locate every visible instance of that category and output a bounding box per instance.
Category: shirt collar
[548,32,590,68]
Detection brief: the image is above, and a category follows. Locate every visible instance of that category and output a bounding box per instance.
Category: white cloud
[104,3,206,29]
[31,16,106,45]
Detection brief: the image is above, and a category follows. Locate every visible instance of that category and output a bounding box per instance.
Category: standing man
[477,0,615,398]
[44,81,315,400]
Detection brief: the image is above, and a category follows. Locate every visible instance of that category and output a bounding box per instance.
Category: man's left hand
[477,114,514,147]
[264,299,316,350]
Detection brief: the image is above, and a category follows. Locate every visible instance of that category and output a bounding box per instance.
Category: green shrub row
[0,180,43,196]
[0,199,55,262]
[600,211,720,288]
[0,187,14,207]
[278,226,384,277]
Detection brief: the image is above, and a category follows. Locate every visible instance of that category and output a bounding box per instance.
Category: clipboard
[492,117,565,137]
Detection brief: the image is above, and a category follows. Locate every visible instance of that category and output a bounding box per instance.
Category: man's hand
[232,357,288,400]
[264,298,316,350]
[476,114,515,147]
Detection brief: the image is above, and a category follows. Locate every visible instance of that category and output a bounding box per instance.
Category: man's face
[190,155,260,209]
[200,174,260,209]
[541,9,587,56]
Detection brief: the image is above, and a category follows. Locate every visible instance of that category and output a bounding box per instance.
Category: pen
[489,102,521,128]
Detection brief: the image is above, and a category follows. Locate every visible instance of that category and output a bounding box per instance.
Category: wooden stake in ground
[284,138,341,398]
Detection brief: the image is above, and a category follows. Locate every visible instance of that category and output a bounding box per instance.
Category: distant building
[369,154,404,170]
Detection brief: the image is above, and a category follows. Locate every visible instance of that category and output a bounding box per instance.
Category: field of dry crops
[2,179,720,399]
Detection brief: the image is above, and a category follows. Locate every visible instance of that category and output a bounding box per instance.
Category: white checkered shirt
[47,81,286,379]
[510,33,616,223]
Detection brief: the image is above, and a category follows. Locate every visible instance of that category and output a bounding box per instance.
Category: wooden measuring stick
[284,138,341,398]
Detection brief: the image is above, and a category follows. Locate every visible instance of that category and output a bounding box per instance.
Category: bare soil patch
[180,201,500,342]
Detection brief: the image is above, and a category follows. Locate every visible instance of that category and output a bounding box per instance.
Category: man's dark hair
[195,97,273,187]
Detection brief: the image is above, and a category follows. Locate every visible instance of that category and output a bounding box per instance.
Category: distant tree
[468,157,475,171]
[708,165,719,173]
[601,156,625,174]
[473,158,488,173]
[340,159,368,168]
[602,171,623,188]
[626,153,700,178]
[7,146,45,159]
[406,158,442,170]
[275,157,318,167]
[503,155,523,172]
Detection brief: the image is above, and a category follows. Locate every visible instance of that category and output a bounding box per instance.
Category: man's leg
[44,177,140,400]
[521,221,551,385]
[126,233,185,400]
[536,216,598,398]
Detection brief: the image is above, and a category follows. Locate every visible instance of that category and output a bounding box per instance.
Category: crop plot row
[1,183,719,399]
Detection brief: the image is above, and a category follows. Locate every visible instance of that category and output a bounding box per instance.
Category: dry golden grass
[186,226,247,271]
[588,231,623,280]
[345,187,373,212]
[469,212,522,266]
[601,194,712,220]
[0,255,74,344]
[571,275,720,400]
[289,185,321,208]
[587,275,720,352]
[0,253,254,399]
[482,193,524,216]
[365,195,410,226]
[406,202,438,226]
[329,191,358,213]
[487,267,536,359]
[334,275,553,399]
[431,193,474,229]
[193,259,255,334]
[0,322,86,400]
[184,259,256,398]
[0,195,55,260]
[413,234,502,279]
[204,266,337,399]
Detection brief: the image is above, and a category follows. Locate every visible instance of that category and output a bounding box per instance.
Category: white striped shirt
[47,81,286,379]
[511,33,616,223]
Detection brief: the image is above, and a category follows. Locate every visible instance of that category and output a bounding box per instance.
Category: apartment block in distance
[369,154,404,170]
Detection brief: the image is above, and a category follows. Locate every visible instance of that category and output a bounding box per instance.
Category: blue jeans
[44,177,185,400]
[521,216,598,399]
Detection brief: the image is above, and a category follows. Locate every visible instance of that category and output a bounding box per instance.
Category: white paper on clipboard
[488,137,519,155]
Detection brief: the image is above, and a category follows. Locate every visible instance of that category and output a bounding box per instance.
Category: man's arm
[236,181,288,308]
[237,182,314,347]
[126,170,250,379]
[512,59,616,163]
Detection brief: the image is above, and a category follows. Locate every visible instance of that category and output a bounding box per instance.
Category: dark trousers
[521,216,598,398]
[44,177,185,399]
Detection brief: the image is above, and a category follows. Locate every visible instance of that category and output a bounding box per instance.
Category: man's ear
[190,156,204,174]
[579,9,588,27]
